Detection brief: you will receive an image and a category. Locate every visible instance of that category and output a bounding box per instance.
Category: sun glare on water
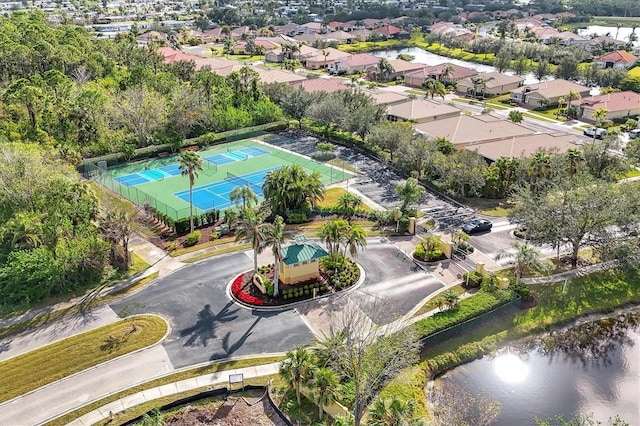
[494,352,530,384]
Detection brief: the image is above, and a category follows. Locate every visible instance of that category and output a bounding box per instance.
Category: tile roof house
[329,53,380,74]
[509,79,591,107]
[233,39,279,55]
[361,89,408,106]
[265,44,318,63]
[414,114,533,147]
[578,91,640,121]
[365,59,426,82]
[596,50,638,69]
[291,77,352,94]
[305,47,352,70]
[466,132,583,161]
[278,237,328,285]
[376,24,402,38]
[456,72,525,97]
[386,99,461,123]
[404,63,478,87]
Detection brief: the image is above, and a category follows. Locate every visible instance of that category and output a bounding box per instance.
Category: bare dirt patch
[164,393,287,426]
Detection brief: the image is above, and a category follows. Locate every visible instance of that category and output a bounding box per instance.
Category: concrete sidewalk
[66,362,281,426]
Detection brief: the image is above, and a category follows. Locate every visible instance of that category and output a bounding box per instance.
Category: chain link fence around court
[84,161,190,221]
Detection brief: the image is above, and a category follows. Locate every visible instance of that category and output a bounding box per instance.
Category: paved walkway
[67,361,281,426]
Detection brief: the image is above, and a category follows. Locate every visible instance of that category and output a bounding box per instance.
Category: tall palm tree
[592,108,609,141]
[438,64,455,83]
[495,241,547,284]
[565,148,583,178]
[471,76,485,98]
[318,218,349,261]
[421,77,445,99]
[280,346,315,405]
[337,192,363,221]
[309,367,341,420]
[528,151,551,181]
[567,90,581,118]
[555,96,565,119]
[266,215,285,297]
[230,185,258,210]
[178,151,203,233]
[394,178,425,213]
[342,223,367,258]
[224,207,239,231]
[377,57,395,82]
[508,110,523,123]
[235,206,271,272]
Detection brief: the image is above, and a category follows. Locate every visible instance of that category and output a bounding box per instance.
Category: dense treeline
[0,11,282,159]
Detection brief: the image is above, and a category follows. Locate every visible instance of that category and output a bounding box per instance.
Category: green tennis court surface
[96,137,353,220]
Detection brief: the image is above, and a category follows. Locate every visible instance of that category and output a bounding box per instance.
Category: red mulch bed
[231,270,345,307]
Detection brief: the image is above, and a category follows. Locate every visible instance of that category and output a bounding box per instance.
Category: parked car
[629,129,640,140]
[462,219,492,234]
[583,127,607,139]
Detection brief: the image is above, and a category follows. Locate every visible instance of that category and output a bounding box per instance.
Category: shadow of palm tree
[179,302,239,347]
[210,311,278,359]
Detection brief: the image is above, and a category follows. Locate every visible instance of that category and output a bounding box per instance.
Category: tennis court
[96,136,353,220]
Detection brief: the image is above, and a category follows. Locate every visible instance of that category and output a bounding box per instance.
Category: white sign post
[228,373,244,393]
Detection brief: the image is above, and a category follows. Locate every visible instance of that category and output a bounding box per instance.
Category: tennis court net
[226,171,262,194]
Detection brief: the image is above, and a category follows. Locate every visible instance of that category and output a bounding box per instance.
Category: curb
[0,314,171,409]
[226,263,367,312]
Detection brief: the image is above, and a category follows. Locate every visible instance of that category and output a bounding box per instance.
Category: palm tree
[555,96,565,119]
[567,90,581,119]
[318,218,349,261]
[528,151,551,181]
[508,110,523,123]
[280,346,315,405]
[438,64,455,83]
[309,367,340,420]
[262,165,324,217]
[452,230,470,250]
[377,57,395,81]
[471,76,485,98]
[565,148,583,178]
[178,151,203,233]
[342,223,367,258]
[224,208,239,231]
[266,215,285,297]
[367,396,423,426]
[395,178,425,213]
[495,241,547,284]
[421,77,445,99]
[2,212,43,250]
[230,185,258,210]
[235,206,271,272]
[592,108,609,141]
[337,192,363,221]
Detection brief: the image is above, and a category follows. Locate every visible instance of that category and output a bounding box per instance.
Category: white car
[583,127,607,139]
[629,129,640,140]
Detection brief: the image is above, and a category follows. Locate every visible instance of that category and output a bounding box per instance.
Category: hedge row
[145,206,220,234]
[414,289,515,339]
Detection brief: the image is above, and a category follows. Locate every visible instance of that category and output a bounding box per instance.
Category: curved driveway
[110,252,314,369]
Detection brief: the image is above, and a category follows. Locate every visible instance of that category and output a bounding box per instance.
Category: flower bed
[230,259,361,307]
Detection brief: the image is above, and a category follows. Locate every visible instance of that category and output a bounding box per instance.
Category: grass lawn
[623,169,640,179]
[0,315,167,403]
[317,187,373,212]
[522,111,558,123]
[47,356,285,426]
[414,285,466,316]
[463,198,512,217]
[628,66,640,78]
[183,242,252,263]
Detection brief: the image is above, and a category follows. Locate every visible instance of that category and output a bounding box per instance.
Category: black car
[462,219,492,234]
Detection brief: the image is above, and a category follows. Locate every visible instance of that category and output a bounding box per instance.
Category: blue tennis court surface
[174,166,281,211]
[204,147,269,166]
[115,164,183,186]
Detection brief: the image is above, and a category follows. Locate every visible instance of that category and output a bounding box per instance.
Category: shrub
[210,231,220,241]
[512,282,531,299]
[174,218,191,234]
[414,245,426,261]
[426,248,444,261]
[167,241,180,252]
[286,212,308,224]
[185,230,201,247]
[463,271,483,287]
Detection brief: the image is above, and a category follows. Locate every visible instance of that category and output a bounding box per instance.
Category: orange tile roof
[597,50,638,64]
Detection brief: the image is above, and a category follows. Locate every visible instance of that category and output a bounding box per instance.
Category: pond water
[432,313,640,425]
[577,26,640,46]
[370,47,540,84]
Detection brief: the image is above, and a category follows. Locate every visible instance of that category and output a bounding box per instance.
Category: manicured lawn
[317,187,373,212]
[182,242,252,263]
[624,169,640,179]
[414,285,466,316]
[0,315,167,403]
[48,356,284,426]
[463,197,512,216]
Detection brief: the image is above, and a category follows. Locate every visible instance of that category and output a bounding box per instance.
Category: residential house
[554,31,589,46]
[253,68,307,85]
[230,26,252,40]
[414,114,533,148]
[265,44,318,63]
[278,237,329,285]
[510,79,591,107]
[274,23,299,36]
[233,39,279,55]
[585,36,626,54]
[361,18,382,29]
[386,99,461,123]
[135,30,167,46]
[305,48,352,70]
[467,133,583,161]
[456,72,524,97]
[404,63,478,87]
[578,91,640,121]
[327,30,356,44]
[596,50,638,69]
[350,29,372,42]
[329,53,380,74]
[301,21,324,33]
[361,89,408,106]
[366,59,426,82]
[376,24,402,39]
[291,77,352,94]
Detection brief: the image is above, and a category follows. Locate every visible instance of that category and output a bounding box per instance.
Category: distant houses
[509,79,591,107]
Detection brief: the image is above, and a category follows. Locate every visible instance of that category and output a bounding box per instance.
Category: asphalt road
[110,252,314,369]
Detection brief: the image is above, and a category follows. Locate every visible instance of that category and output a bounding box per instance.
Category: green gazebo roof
[281,239,329,266]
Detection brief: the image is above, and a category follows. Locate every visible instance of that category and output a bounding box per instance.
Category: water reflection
[432,312,640,424]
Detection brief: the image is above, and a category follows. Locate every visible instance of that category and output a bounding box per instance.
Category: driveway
[110,252,314,369]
